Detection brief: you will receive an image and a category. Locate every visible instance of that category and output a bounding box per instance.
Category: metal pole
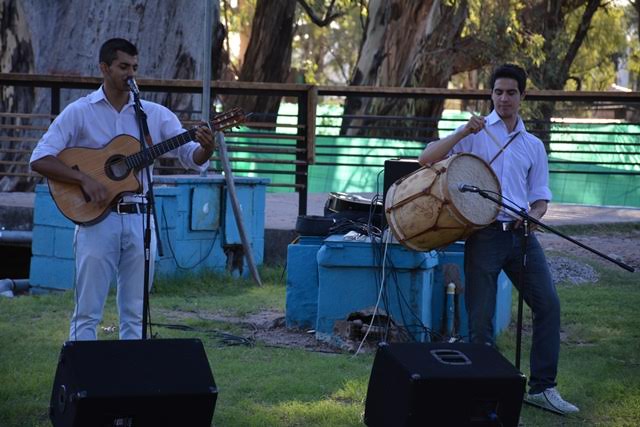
[201,0,262,286]
[201,0,213,122]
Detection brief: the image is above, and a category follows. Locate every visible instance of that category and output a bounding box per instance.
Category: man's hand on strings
[80,174,109,207]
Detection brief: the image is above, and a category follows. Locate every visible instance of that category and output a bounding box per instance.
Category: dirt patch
[151,230,637,352]
[155,308,344,353]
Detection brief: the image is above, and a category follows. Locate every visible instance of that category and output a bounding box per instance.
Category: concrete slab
[266,192,640,229]
[0,192,35,231]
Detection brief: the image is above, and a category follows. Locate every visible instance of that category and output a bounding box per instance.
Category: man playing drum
[418,64,579,415]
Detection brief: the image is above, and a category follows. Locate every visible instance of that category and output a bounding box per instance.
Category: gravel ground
[539,229,639,283]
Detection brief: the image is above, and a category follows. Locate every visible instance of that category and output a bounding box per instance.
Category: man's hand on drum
[462,115,485,137]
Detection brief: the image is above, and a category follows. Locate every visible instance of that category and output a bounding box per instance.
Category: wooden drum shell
[385,153,501,251]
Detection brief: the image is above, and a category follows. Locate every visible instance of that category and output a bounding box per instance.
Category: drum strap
[489,131,521,165]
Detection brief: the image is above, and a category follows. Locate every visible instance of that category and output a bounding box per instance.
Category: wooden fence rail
[2,73,640,213]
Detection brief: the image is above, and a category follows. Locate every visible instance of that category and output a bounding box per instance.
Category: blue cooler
[316,235,438,343]
[285,236,326,329]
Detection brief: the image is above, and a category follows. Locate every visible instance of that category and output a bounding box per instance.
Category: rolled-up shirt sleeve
[527,143,552,203]
[159,109,209,172]
[30,106,79,164]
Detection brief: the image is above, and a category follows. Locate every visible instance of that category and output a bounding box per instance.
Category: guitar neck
[127,128,198,170]
[124,108,244,170]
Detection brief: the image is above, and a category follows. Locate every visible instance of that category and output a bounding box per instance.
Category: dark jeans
[464,227,560,394]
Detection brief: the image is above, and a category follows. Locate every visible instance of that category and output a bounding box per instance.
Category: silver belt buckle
[115,203,125,214]
[502,222,510,231]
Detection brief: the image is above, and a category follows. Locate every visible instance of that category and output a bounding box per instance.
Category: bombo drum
[385,153,501,251]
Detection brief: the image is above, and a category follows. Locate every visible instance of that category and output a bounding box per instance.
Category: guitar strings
[64,129,198,178]
[58,109,243,187]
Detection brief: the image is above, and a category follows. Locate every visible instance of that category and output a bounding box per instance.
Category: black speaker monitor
[364,342,526,426]
[382,159,422,206]
[50,338,217,427]
[382,159,422,228]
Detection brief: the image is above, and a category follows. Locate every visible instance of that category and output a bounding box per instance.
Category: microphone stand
[515,217,528,370]
[130,84,163,340]
[469,187,634,369]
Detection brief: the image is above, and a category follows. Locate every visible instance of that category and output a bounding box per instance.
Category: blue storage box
[29,185,76,289]
[153,175,268,277]
[316,235,438,344]
[432,241,512,341]
[29,175,268,289]
[285,236,325,329]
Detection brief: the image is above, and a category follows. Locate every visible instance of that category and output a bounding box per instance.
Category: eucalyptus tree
[0,0,225,191]
[224,0,359,123]
[339,0,612,140]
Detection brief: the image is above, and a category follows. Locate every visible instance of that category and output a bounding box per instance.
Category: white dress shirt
[31,86,208,196]
[450,110,552,221]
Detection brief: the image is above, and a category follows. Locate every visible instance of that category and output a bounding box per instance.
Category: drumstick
[483,126,503,149]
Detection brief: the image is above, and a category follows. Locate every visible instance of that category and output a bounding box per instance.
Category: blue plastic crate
[316,235,438,344]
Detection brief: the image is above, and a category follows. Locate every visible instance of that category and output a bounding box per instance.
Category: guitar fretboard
[125,128,198,170]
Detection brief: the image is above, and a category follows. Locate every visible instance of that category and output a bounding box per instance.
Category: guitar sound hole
[105,155,130,181]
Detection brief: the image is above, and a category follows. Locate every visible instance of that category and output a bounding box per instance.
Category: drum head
[446,154,501,226]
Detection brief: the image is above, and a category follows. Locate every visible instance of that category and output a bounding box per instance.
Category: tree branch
[558,0,602,85]
[297,0,344,27]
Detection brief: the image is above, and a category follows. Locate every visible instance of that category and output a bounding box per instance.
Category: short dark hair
[99,38,138,65]
[490,64,527,94]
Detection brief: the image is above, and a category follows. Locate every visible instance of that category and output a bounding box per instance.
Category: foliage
[463,0,546,71]
[221,0,257,75]
[625,2,640,90]
[561,4,628,91]
[222,0,636,94]
[222,0,365,84]
[452,1,633,94]
[292,1,365,85]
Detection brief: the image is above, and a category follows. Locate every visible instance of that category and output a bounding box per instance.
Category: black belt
[111,202,147,214]
[487,220,517,231]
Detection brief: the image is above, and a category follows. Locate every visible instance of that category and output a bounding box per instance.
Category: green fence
[223,106,640,207]
[548,122,640,206]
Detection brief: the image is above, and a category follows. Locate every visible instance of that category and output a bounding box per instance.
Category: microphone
[458,183,480,193]
[126,77,139,96]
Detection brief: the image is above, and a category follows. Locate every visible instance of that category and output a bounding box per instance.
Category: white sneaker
[525,387,580,414]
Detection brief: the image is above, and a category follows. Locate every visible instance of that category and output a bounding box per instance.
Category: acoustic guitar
[48,107,245,226]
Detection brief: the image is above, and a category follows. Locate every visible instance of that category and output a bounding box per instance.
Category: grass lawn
[1,229,639,426]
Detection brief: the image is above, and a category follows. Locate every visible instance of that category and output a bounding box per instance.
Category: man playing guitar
[30,38,215,341]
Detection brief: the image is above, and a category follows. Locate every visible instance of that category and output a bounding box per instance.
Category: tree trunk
[341,0,471,139]
[223,0,297,124]
[0,0,35,191]
[0,0,223,191]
